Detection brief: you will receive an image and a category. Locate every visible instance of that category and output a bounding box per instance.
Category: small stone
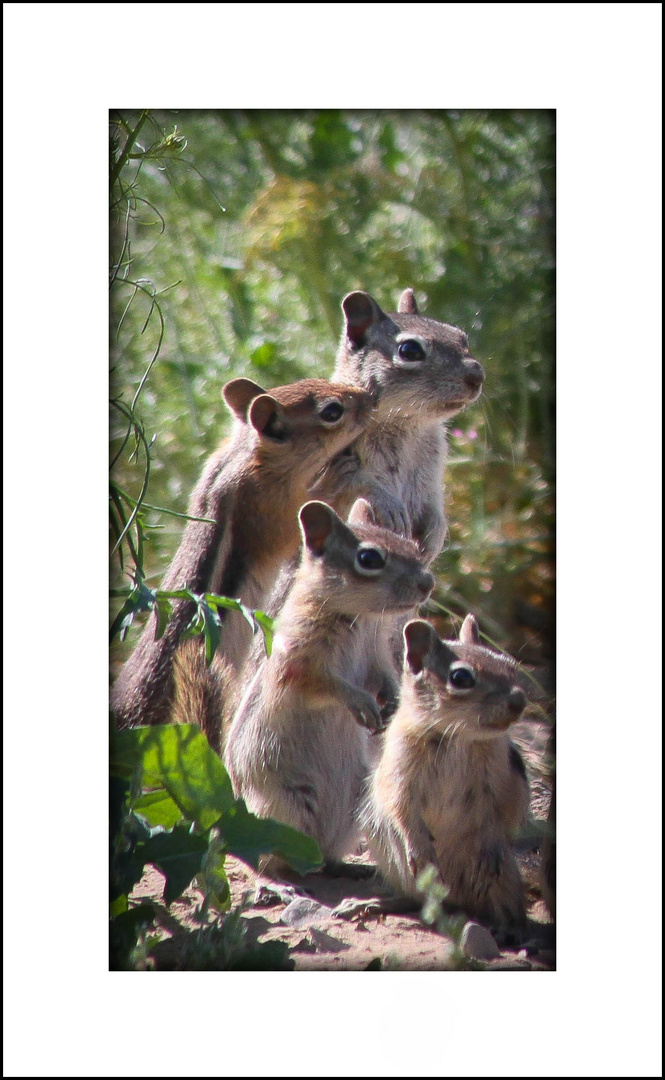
[308,927,350,954]
[291,936,318,954]
[460,920,501,960]
[281,897,329,928]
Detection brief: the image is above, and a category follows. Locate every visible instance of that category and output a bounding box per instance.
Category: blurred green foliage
[110,109,554,669]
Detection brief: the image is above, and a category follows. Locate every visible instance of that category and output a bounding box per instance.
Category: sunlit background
[110,109,554,676]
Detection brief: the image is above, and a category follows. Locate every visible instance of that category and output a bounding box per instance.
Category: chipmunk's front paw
[377,690,399,725]
[373,498,411,539]
[411,510,446,564]
[348,692,385,733]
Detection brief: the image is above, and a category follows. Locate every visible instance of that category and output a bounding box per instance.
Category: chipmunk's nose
[508,687,527,716]
[417,571,435,598]
[463,359,485,390]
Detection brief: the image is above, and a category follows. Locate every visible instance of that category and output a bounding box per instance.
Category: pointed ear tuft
[299,501,338,556]
[397,288,419,315]
[459,614,481,645]
[404,620,438,675]
[223,378,266,420]
[347,498,376,528]
[248,395,288,441]
[342,291,385,346]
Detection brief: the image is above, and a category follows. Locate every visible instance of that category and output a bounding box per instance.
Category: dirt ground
[128,714,555,971]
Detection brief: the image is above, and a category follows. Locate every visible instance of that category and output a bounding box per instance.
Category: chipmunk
[540,738,556,920]
[111,377,372,749]
[249,287,485,719]
[333,616,530,939]
[313,287,485,566]
[224,499,434,873]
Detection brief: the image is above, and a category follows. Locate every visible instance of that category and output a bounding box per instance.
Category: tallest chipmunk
[318,288,485,564]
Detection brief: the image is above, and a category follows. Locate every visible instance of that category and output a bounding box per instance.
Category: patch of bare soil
[129,715,554,971]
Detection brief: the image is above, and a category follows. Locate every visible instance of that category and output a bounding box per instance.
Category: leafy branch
[109,109,149,190]
[110,577,274,662]
[110,724,321,970]
[110,112,212,592]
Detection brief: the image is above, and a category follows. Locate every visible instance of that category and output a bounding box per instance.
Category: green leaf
[110,893,128,918]
[217,800,323,876]
[253,610,274,656]
[182,606,205,639]
[109,579,157,642]
[111,844,150,904]
[110,727,152,780]
[377,122,404,172]
[110,775,131,848]
[111,725,235,829]
[204,594,243,611]
[109,903,156,970]
[160,587,199,602]
[204,594,256,632]
[109,597,138,642]
[154,597,173,640]
[250,341,277,369]
[140,827,209,904]
[198,846,231,914]
[236,602,257,632]
[202,602,221,664]
[133,788,184,830]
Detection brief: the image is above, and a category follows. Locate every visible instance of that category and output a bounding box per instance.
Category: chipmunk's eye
[356,546,386,573]
[449,666,476,690]
[319,401,345,423]
[397,339,426,363]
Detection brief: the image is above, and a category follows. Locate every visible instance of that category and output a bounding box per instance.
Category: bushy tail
[171,638,236,755]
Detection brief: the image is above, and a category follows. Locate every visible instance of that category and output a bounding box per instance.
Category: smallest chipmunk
[334,616,530,939]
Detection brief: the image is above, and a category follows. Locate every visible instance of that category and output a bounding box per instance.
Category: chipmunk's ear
[299,501,339,555]
[249,395,288,442]
[404,620,439,675]
[459,614,481,645]
[347,498,376,528]
[223,378,266,420]
[342,291,387,346]
[397,288,419,315]
[405,620,459,675]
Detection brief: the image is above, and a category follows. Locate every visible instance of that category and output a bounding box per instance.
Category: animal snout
[463,359,485,390]
[508,687,527,716]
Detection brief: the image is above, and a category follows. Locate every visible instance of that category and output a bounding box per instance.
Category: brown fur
[540,742,556,919]
[111,378,371,746]
[313,288,485,566]
[224,501,434,863]
[169,642,230,754]
[334,617,530,935]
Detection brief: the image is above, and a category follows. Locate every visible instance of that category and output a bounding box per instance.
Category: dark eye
[319,401,344,423]
[449,667,476,690]
[356,547,386,572]
[397,340,426,363]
